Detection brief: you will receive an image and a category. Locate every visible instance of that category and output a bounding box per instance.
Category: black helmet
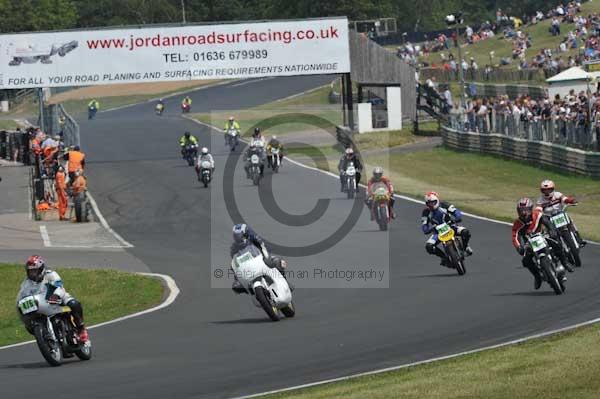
[253,127,261,136]
[184,132,191,138]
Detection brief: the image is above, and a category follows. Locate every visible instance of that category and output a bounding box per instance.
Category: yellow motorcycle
[435,222,466,275]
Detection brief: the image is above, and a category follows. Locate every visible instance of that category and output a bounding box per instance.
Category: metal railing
[57,104,80,147]
[448,111,598,151]
[420,68,547,84]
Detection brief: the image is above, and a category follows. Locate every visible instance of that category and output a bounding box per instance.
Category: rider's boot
[232,280,247,294]
[465,246,474,256]
[78,327,89,343]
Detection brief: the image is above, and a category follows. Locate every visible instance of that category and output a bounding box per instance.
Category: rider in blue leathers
[421,191,473,267]
[230,224,290,293]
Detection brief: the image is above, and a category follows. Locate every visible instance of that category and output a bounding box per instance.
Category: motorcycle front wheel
[255,287,280,321]
[563,231,582,267]
[446,242,466,275]
[34,324,62,366]
[542,256,563,295]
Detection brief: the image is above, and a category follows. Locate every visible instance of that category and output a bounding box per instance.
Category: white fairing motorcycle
[16,285,92,366]
[345,162,357,199]
[231,245,295,321]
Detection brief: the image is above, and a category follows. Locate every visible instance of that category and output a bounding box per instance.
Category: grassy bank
[262,322,600,399]
[419,1,600,71]
[0,265,164,346]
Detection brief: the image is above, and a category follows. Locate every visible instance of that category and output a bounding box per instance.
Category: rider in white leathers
[17,255,89,342]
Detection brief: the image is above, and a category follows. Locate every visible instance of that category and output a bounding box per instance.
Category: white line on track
[229,77,275,88]
[87,192,134,248]
[230,313,600,399]
[39,225,51,247]
[0,272,179,351]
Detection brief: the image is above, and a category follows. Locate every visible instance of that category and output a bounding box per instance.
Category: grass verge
[192,85,342,136]
[0,119,18,130]
[261,322,600,399]
[0,265,164,346]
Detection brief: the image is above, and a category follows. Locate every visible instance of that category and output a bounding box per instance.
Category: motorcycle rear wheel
[34,324,62,367]
[255,287,280,321]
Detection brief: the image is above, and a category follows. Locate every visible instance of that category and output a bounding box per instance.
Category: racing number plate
[529,235,547,252]
[235,252,253,268]
[551,213,568,228]
[436,223,451,236]
[18,296,38,315]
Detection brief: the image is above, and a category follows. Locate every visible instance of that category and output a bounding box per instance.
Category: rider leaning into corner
[18,256,89,342]
[230,224,291,294]
[537,179,586,247]
[512,198,568,290]
[365,167,396,219]
[421,191,473,267]
[338,147,362,192]
[179,132,198,156]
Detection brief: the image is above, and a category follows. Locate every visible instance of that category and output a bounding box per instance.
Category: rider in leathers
[338,148,362,192]
[17,255,89,343]
[421,192,473,267]
[536,179,586,247]
[266,135,284,169]
[512,197,568,289]
[244,143,264,177]
[196,147,215,176]
[230,224,289,293]
[366,167,396,219]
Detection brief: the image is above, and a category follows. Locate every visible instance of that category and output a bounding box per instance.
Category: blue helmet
[233,223,248,244]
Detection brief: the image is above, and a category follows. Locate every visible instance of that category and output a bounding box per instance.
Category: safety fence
[448,112,598,152]
[38,104,80,148]
[442,126,600,178]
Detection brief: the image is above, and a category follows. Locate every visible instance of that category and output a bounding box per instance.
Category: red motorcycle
[181,102,191,113]
[370,182,392,231]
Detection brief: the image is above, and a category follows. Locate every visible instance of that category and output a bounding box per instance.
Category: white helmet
[201,147,208,155]
[425,191,440,210]
[272,135,277,140]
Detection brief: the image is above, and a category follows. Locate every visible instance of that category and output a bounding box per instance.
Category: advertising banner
[0,18,350,89]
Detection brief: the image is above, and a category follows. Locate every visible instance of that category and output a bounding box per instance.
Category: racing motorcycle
[249,154,262,186]
[435,221,467,275]
[197,160,212,188]
[225,128,239,152]
[269,147,281,173]
[155,103,164,116]
[17,291,92,366]
[549,204,582,267]
[230,245,295,321]
[371,182,391,231]
[87,105,97,120]
[181,102,191,113]
[183,144,197,167]
[343,162,357,199]
[527,232,566,295]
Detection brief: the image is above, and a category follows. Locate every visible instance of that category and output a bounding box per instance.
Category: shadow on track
[210,318,272,325]
[492,291,558,297]
[406,273,461,279]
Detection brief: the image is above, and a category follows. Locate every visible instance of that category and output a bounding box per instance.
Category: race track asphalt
[2,75,600,399]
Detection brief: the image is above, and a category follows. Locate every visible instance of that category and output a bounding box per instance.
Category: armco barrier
[442,126,600,178]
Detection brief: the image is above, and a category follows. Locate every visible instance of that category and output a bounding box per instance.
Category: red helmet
[425,191,440,210]
[517,197,534,222]
[25,255,46,282]
[540,179,555,198]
